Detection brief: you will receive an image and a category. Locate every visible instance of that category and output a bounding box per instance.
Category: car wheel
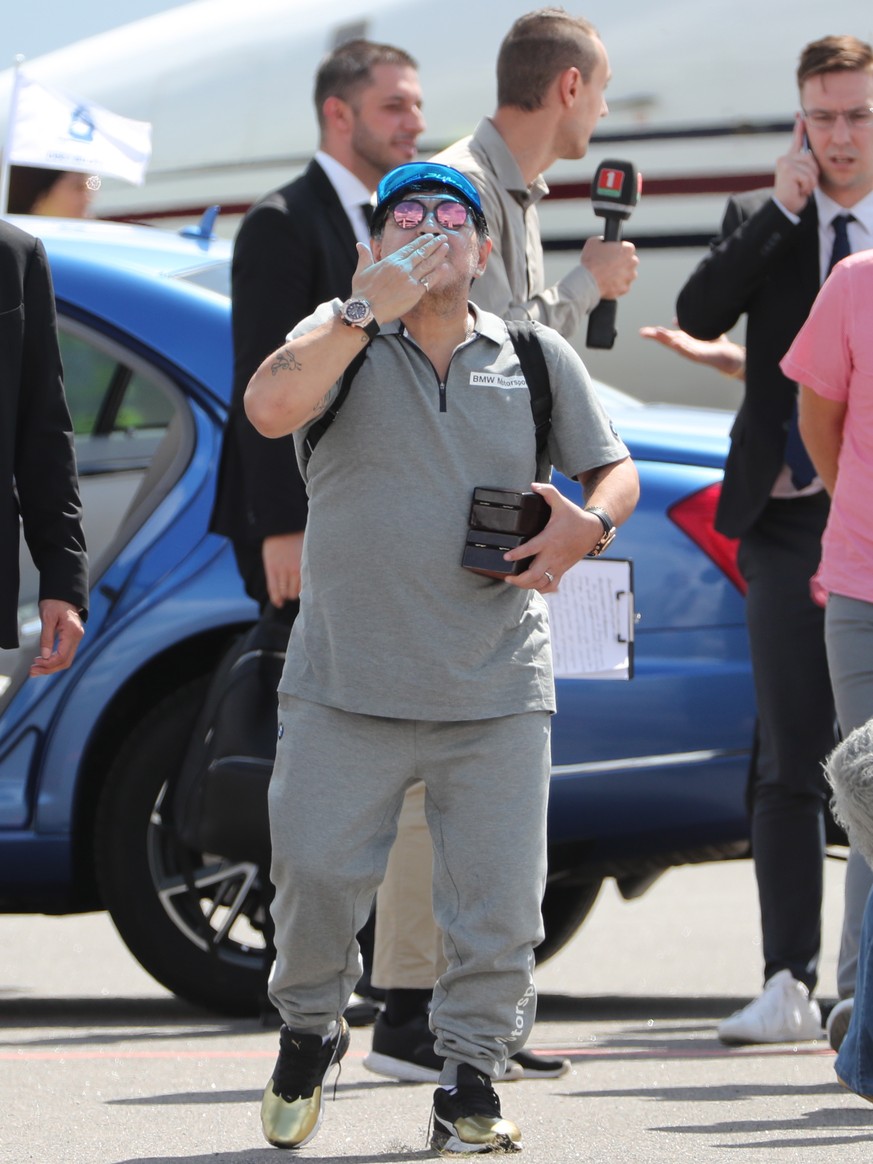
[95,677,271,1016]
[536,879,603,963]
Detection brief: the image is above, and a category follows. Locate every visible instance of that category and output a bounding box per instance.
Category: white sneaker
[718,969,824,1045]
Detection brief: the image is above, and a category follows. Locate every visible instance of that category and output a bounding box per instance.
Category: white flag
[6,72,152,186]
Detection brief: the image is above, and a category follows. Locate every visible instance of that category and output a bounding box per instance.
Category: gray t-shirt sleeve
[533,323,629,479]
[287,297,342,341]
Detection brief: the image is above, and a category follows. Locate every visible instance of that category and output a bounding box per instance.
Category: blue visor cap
[373,163,487,232]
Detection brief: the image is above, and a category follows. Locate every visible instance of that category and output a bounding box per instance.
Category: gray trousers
[267,694,551,1082]
[826,593,873,999]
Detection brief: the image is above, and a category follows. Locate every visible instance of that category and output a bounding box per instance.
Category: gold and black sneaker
[260,1017,350,1148]
[431,1062,522,1154]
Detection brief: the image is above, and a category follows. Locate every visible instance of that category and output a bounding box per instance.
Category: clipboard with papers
[544,558,635,680]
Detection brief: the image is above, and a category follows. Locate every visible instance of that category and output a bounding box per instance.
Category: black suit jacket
[210,160,359,564]
[0,220,87,648]
[676,191,821,539]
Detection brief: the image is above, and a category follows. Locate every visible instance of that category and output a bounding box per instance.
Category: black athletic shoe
[508,1048,571,1079]
[343,993,383,1028]
[431,1062,522,1154]
[260,1018,350,1148]
[363,1012,443,1082]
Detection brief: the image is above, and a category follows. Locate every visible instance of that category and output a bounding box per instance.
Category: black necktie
[360,202,374,230]
[829,213,853,272]
[784,213,854,489]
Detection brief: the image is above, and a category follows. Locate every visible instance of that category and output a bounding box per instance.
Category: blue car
[0,216,755,1014]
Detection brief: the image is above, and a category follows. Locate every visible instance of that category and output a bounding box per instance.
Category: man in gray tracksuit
[245,162,639,1155]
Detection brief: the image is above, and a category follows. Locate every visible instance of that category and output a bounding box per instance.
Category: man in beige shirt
[365,9,637,1085]
[434,9,637,337]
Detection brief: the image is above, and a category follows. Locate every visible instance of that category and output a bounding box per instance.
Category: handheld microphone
[585,159,640,351]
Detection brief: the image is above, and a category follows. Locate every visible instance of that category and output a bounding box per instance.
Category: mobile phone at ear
[802,131,811,153]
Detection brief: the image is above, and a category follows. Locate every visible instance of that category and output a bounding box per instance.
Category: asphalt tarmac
[1,855,870,1163]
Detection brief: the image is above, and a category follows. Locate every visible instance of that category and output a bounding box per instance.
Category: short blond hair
[496,8,600,112]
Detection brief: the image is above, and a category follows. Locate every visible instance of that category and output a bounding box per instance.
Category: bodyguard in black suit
[0,219,87,673]
[210,40,424,612]
[677,35,873,1044]
[210,161,357,605]
[202,39,423,1013]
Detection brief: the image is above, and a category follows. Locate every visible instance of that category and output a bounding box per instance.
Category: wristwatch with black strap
[340,297,380,340]
[584,505,617,558]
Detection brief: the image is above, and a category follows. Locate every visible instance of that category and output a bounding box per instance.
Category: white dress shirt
[314,149,373,246]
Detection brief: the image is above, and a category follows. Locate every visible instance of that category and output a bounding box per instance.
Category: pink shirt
[781,251,873,604]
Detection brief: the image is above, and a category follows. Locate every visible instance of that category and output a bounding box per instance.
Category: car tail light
[668,483,746,594]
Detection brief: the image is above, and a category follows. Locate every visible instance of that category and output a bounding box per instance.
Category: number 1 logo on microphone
[596,169,624,198]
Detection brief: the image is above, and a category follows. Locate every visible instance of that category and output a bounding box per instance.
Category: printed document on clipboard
[544,558,634,679]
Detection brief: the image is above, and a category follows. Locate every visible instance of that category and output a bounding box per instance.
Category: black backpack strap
[301,323,552,470]
[505,320,552,477]
[301,344,369,465]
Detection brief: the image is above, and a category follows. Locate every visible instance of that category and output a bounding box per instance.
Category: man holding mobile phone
[677,34,873,1048]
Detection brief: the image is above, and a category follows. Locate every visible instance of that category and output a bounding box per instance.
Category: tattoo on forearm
[270,346,302,377]
[308,392,333,419]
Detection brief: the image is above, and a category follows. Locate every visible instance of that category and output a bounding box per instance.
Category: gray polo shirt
[432,118,599,339]
[282,303,627,721]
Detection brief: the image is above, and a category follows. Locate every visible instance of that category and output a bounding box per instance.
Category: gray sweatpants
[267,694,551,1082]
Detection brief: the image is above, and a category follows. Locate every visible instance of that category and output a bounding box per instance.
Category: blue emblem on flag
[68,105,95,142]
